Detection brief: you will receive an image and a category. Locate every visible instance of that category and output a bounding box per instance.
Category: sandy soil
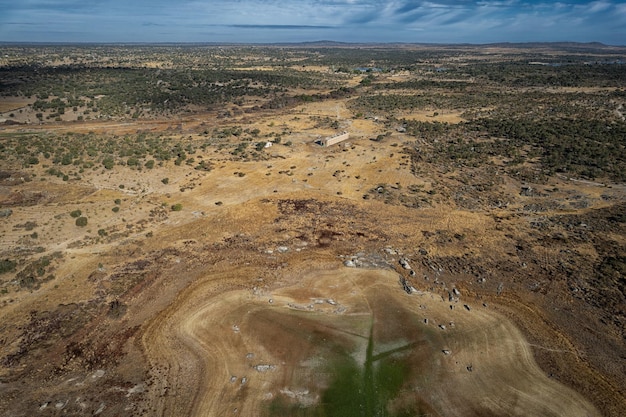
[0,83,624,417]
[140,265,601,417]
[0,97,33,113]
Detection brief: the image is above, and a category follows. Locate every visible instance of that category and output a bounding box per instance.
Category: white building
[321,131,349,147]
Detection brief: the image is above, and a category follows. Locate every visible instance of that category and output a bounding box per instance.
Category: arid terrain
[0,43,624,417]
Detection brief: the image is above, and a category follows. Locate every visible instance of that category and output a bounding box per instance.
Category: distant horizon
[0,40,624,48]
[1,1,625,46]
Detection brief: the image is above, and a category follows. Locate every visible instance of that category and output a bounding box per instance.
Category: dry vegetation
[0,43,625,417]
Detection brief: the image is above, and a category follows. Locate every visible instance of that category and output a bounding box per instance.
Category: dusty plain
[0,43,625,417]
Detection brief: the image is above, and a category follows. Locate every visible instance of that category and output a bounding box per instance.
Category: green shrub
[0,259,16,274]
[75,217,88,227]
[171,203,183,211]
[70,209,82,218]
[102,157,114,169]
[114,199,121,205]
[161,177,169,184]
[112,206,120,213]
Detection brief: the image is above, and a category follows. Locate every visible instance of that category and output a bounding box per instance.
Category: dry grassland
[0,97,33,113]
[0,61,624,417]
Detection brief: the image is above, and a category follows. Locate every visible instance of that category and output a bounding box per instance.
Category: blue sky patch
[0,1,624,44]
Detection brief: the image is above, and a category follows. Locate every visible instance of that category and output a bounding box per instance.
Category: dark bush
[0,259,16,274]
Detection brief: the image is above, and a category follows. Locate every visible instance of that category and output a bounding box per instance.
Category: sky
[0,1,625,45]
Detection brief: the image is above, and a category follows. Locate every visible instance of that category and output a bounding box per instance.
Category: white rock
[92,370,105,379]
[400,258,412,270]
[254,364,275,372]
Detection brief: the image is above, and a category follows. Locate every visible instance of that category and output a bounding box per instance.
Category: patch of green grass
[266,321,413,417]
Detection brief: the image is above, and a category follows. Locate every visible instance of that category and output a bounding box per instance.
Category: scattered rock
[334,306,347,314]
[253,364,275,372]
[127,384,145,396]
[399,276,412,294]
[92,370,105,379]
[384,247,397,255]
[399,258,412,270]
[520,185,534,196]
[94,403,105,415]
